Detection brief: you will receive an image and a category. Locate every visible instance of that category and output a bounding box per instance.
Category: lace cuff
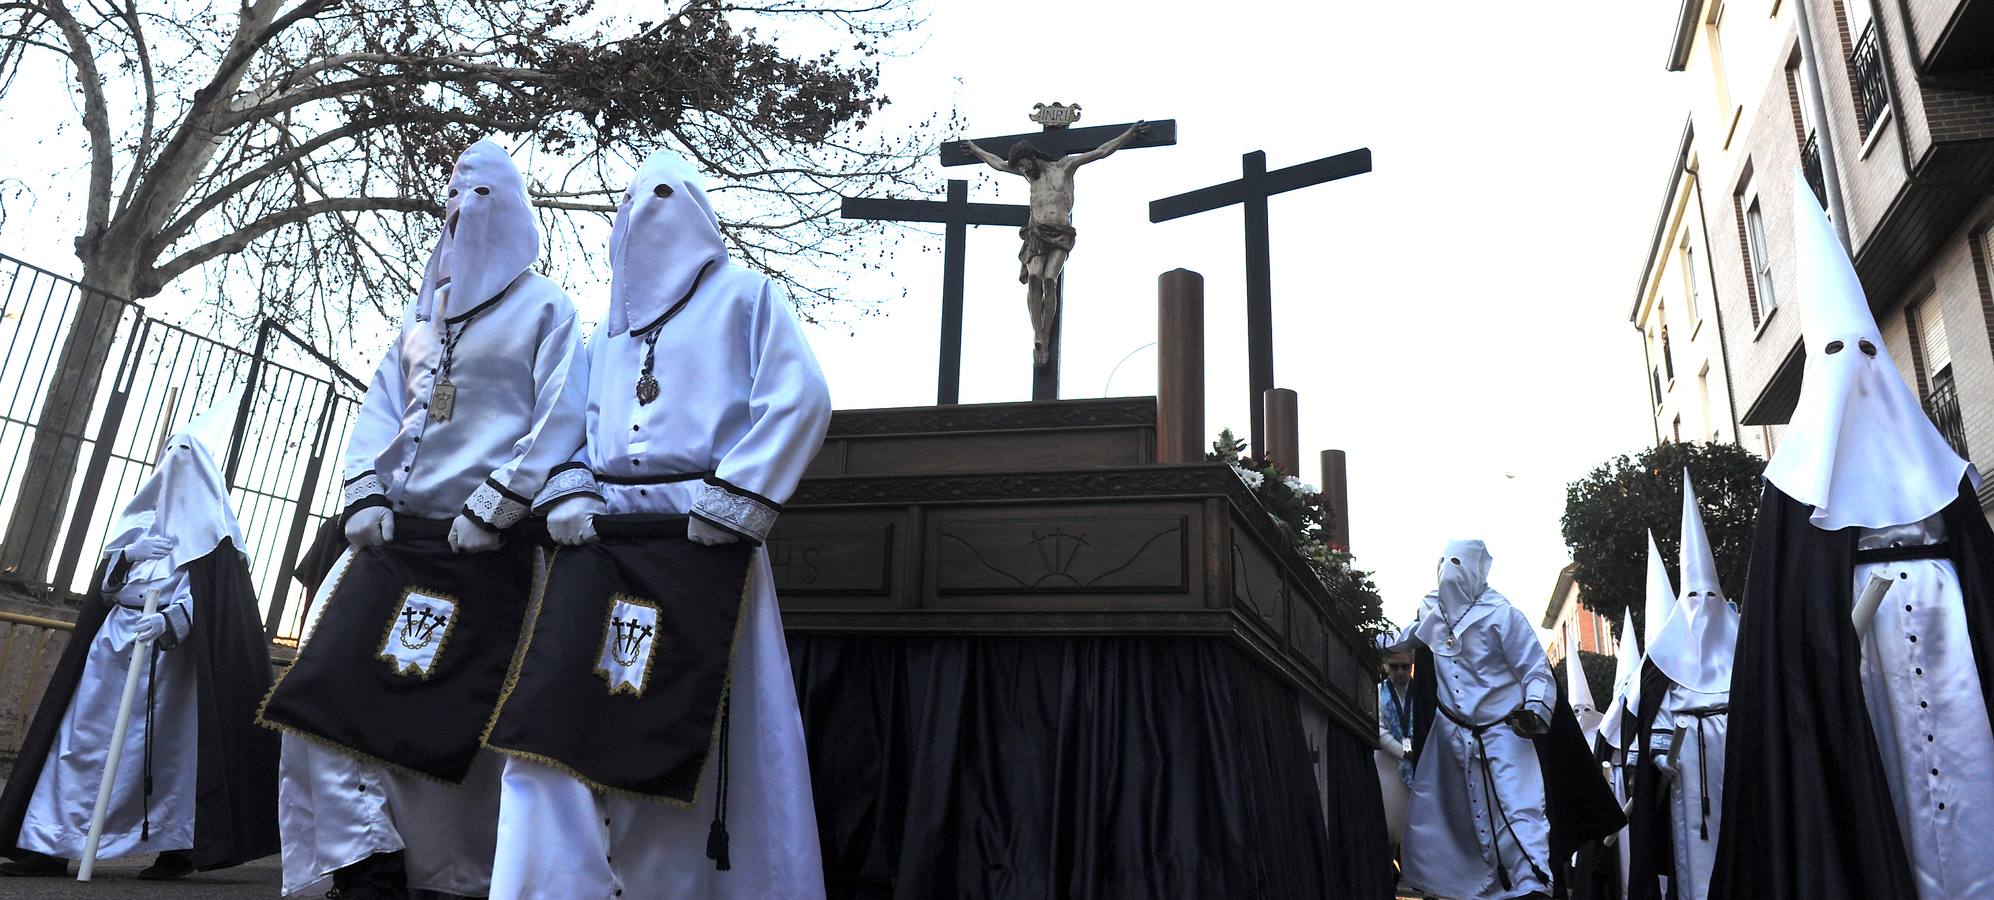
[533,462,602,514]
[462,479,530,532]
[343,471,389,516]
[689,477,781,545]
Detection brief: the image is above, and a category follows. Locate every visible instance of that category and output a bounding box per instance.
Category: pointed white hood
[413,139,539,325]
[606,149,729,337]
[1566,617,1604,741]
[1436,539,1492,619]
[104,393,249,584]
[1598,607,1643,750]
[1761,168,1971,530]
[1643,530,1677,650]
[1648,471,1742,694]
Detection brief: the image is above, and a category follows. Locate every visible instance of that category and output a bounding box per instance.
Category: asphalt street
[0,856,283,898]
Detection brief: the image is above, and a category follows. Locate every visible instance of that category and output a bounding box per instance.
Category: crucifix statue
[961,113,1150,368]
[946,106,1176,399]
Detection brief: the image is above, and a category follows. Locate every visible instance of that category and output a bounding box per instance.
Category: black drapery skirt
[786,634,1394,900]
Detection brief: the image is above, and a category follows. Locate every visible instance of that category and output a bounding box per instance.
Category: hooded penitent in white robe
[15,400,244,861]
[1384,541,1556,900]
[1731,170,1993,900]
[488,149,831,900]
[1566,617,1603,742]
[277,138,585,897]
[1630,472,1740,900]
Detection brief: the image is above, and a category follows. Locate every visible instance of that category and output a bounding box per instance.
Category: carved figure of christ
[961,121,1148,365]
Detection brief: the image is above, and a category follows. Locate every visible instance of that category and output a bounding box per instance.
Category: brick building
[1632,0,1994,519]
[1542,564,1621,666]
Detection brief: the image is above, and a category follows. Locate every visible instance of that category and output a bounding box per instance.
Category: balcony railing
[1928,369,1970,459]
[1801,131,1828,207]
[1852,22,1890,134]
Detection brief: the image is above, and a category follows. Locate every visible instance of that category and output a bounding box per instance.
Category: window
[1743,187,1777,323]
[1706,1,1736,119]
[1699,365,1714,440]
[1652,366,1664,407]
[1673,415,1683,443]
[1848,0,1889,134]
[1683,242,1705,328]
[1662,325,1676,381]
[1913,300,1969,457]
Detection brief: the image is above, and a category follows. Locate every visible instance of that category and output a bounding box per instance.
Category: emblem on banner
[379,588,457,678]
[596,595,661,697]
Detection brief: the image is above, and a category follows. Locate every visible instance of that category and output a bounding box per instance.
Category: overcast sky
[0,2,1688,631]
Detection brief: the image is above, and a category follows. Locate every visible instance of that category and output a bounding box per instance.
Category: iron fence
[1852,22,1890,135]
[1801,131,1828,208]
[1929,368,1970,460]
[0,253,363,644]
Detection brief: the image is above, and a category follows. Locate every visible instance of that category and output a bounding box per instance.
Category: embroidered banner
[486,514,752,803]
[259,518,537,782]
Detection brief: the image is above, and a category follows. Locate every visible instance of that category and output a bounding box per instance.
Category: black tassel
[706,691,733,871]
[706,819,731,871]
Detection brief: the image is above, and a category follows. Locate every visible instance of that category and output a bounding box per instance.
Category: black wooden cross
[1149,147,1372,458]
[842,180,1028,405]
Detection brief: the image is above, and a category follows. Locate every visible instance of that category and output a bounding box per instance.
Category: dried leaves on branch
[0,0,938,346]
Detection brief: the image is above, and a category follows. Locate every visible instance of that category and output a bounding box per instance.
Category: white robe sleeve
[460,310,588,532]
[1504,606,1555,721]
[159,577,194,649]
[689,284,831,544]
[342,327,409,516]
[531,322,602,514]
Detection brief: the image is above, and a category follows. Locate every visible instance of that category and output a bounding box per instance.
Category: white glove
[346,507,394,548]
[687,516,739,546]
[448,515,500,554]
[132,612,168,644]
[125,533,175,561]
[547,496,605,546]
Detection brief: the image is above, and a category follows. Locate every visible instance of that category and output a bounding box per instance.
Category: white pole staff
[78,391,180,880]
[76,586,161,881]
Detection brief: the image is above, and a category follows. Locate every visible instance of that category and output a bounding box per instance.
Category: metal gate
[0,253,364,644]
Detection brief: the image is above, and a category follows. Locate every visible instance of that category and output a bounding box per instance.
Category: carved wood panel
[934,513,1188,595]
[767,519,896,597]
[1230,535,1288,641]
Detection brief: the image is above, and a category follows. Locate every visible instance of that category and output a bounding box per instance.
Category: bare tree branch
[150,194,438,290]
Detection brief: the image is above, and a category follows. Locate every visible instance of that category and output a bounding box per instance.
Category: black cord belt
[596,469,712,486]
[1855,542,1950,563]
[1438,704,1550,892]
[1670,705,1728,840]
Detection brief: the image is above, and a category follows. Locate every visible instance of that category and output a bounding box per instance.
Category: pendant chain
[439,313,475,383]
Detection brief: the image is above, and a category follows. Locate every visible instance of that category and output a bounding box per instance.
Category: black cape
[1566,733,1625,900]
[1709,481,1994,899]
[259,516,535,782]
[486,515,752,802]
[1622,661,1677,900]
[0,541,279,870]
[1409,645,1626,897]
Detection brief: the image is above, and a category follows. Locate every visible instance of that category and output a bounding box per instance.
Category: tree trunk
[0,253,140,588]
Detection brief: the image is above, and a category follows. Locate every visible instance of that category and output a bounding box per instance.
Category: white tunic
[340,272,586,528]
[493,264,832,900]
[275,548,506,897]
[1857,515,1994,900]
[1646,682,1727,900]
[281,272,582,896]
[19,569,195,861]
[1389,595,1555,900]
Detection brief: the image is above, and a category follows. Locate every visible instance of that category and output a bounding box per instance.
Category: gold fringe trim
[483,552,757,809]
[256,546,537,788]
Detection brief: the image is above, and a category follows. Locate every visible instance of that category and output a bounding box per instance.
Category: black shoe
[0,851,67,876]
[332,850,409,900]
[138,849,195,880]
